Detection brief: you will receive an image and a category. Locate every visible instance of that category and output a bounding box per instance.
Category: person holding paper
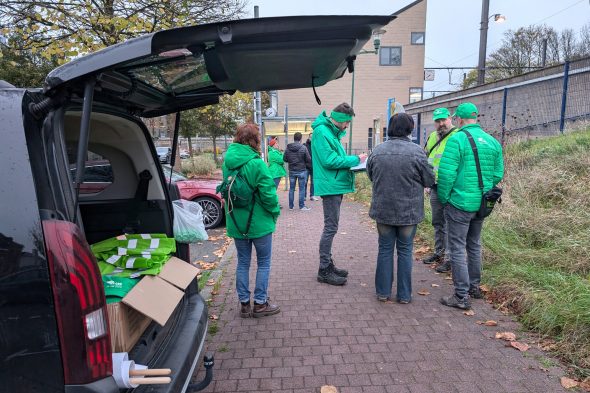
[367,113,435,303]
[311,102,367,286]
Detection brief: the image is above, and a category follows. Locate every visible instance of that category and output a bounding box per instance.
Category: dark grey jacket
[367,137,435,226]
[283,142,311,172]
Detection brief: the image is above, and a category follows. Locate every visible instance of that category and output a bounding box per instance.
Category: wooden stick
[129,368,172,377]
[129,377,171,385]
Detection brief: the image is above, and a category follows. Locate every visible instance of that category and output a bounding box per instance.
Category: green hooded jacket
[437,123,504,212]
[310,111,360,196]
[267,145,286,178]
[222,143,280,239]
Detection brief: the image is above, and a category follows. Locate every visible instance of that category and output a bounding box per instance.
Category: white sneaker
[300,206,311,211]
[310,196,320,201]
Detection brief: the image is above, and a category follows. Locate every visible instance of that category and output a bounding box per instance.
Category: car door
[43,15,394,117]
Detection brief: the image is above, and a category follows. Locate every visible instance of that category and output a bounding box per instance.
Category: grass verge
[352,128,590,377]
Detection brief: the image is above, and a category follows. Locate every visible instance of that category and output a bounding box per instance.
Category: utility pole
[477,0,490,85]
[253,5,265,161]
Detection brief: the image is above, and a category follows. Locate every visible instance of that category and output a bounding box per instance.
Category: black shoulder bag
[425,127,456,156]
[461,130,503,219]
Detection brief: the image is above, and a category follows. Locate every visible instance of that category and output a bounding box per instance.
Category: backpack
[216,163,255,209]
[216,161,258,237]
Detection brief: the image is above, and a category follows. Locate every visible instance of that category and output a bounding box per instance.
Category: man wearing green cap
[311,102,367,286]
[437,102,504,310]
[422,107,458,272]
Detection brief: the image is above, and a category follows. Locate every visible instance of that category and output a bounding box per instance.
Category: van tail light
[42,220,112,385]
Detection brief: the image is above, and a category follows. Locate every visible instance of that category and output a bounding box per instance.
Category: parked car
[156,146,172,163]
[0,14,391,393]
[162,165,224,229]
[180,150,191,159]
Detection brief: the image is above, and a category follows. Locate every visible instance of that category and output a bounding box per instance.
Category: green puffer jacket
[437,123,504,212]
[310,111,360,196]
[222,143,280,239]
[267,145,286,178]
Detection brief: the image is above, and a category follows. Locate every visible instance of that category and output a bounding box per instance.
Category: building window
[409,87,423,104]
[411,32,425,45]
[379,46,402,66]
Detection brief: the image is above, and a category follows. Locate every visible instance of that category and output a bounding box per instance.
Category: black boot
[422,253,443,265]
[330,259,348,277]
[317,266,347,286]
[435,259,451,273]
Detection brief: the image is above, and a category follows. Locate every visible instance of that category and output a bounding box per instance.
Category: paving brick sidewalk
[198,189,566,393]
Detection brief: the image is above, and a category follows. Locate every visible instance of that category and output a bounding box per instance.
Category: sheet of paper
[350,161,367,172]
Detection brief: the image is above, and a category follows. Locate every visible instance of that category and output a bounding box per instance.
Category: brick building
[272,0,427,153]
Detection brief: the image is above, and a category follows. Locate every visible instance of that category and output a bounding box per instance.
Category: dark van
[0,15,392,393]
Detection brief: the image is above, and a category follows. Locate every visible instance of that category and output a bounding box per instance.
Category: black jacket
[283,142,311,172]
[305,139,313,173]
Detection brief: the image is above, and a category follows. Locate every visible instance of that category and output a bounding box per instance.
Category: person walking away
[311,102,367,286]
[305,133,320,201]
[422,107,458,273]
[367,113,435,303]
[221,123,281,318]
[437,103,504,310]
[283,132,312,210]
[267,137,286,190]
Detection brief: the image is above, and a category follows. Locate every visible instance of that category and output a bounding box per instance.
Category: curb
[198,239,235,302]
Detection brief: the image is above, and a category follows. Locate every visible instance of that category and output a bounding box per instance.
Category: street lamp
[348,29,386,154]
[477,0,506,85]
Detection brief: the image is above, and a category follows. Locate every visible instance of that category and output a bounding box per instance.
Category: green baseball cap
[432,107,450,121]
[453,102,479,119]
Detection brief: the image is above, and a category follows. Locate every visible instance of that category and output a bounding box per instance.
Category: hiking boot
[435,259,451,273]
[469,286,484,299]
[317,267,347,286]
[440,294,471,310]
[422,253,443,265]
[240,302,252,318]
[329,260,349,278]
[252,301,280,318]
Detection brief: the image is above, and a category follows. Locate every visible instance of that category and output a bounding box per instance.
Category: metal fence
[405,56,590,145]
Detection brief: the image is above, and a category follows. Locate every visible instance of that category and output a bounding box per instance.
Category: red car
[162,165,224,229]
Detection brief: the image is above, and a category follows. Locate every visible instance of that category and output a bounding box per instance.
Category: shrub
[181,155,216,177]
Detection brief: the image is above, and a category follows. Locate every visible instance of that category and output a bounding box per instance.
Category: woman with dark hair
[366,113,435,303]
[222,123,281,317]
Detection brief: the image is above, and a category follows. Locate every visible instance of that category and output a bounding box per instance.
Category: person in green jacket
[437,103,504,310]
[311,102,367,286]
[422,107,458,274]
[267,137,286,189]
[222,123,281,318]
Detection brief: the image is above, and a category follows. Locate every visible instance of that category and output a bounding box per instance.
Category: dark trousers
[319,194,343,269]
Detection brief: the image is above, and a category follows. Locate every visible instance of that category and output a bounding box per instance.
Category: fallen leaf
[209,314,219,320]
[539,339,558,351]
[415,246,431,254]
[288,250,297,254]
[211,290,219,296]
[495,332,517,341]
[206,279,216,286]
[320,385,338,393]
[579,378,590,391]
[484,320,498,326]
[360,282,367,287]
[444,276,453,280]
[340,232,347,235]
[560,377,579,389]
[431,284,440,288]
[479,284,490,292]
[417,289,430,296]
[463,310,475,316]
[510,341,530,352]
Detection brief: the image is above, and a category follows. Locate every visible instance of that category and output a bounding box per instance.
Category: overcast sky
[246,0,590,96]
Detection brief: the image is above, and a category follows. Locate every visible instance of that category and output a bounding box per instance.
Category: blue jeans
[307,171,314,198]
[445,204,484,299]
[234,233,273,304]
[289,170,308,209]
[375,223,417,302]
[273,177,281,189]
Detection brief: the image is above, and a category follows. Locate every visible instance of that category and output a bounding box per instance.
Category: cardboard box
[122,257,200,326]
[107,302,152,353]
[106,257,201,352]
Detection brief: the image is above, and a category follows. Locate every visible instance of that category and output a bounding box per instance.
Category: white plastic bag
[172,199,209,243]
